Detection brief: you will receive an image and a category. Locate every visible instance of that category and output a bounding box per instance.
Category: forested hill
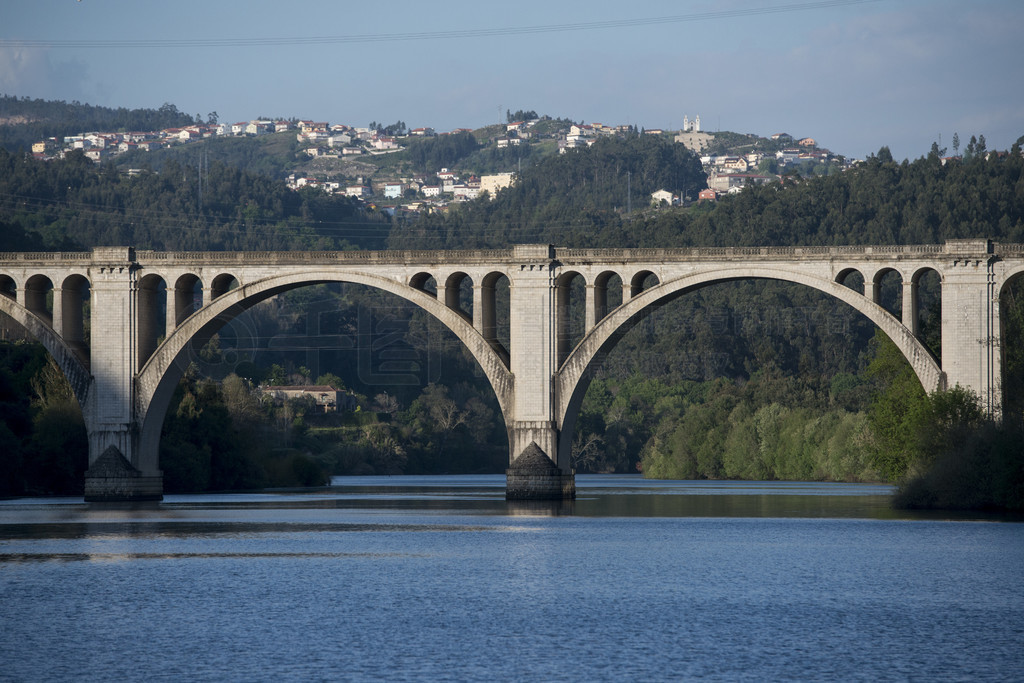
[648,145,1024,247]
[391,134,708,249]
[3,121,1021,254]
[0,95,198,153]
[0,147,389,251]
[396,141,1024,250]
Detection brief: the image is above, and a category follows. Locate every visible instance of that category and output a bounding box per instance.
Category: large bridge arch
[555,265,945,462]
[135,269,514,475]
[0,295,92,408]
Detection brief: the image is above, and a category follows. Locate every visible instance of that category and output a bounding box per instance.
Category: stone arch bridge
[1,239,1020,501]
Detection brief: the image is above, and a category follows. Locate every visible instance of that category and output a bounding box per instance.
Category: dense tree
[0,147,388,251]
[0,96,197,152]
[405,132,480,173]
[506,109,538,123]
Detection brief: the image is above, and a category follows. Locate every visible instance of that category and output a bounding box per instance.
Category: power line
[1,1,882,49]
[0,189,641,243]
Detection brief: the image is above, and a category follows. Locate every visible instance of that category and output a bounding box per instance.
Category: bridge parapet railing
[555,244,952,262]
[3,243,1018,270]
[130,248,517,267]
[0,251,92,262]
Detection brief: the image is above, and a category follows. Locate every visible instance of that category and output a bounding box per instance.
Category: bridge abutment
[940,241,1002,417]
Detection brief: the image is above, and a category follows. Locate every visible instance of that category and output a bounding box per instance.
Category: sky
[1,0,1022,161]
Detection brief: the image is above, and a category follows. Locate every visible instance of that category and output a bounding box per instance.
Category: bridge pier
[84,431,162,502]
[83,247,164,501]
[506,423,575,500]
[504,245,576,500]
[506,442,576,500]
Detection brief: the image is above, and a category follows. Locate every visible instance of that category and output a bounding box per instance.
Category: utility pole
[626,171,631,216]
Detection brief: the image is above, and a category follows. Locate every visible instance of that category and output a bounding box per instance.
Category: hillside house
[776,149,802,164]
[651,189,674,206]
[372,136,399,150]
[708,173,770,192]
[559,138,596,153]
[722,157,749,172]
[245,121,271,136]
[32,138,60,155]
[453,185,480,200]
[259,385,354,413]
[480,173,515,197]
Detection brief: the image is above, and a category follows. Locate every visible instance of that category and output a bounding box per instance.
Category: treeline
[0,96,197,153]
[0,147,389,251]
[160,367,506,493]
[640,145,1024,248]
[158,341,500,492]
[390,134,708,249]
[0,343,86,496]
[405,132,480,173]
[394,138,1024,250]
[116,131,301,180]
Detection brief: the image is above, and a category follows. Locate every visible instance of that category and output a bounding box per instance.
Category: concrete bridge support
[82,248,162,501]
[940,246,1002,416]
[505,245,575,500]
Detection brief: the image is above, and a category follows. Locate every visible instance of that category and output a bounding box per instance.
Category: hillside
[0,95,197,152]
[1,103,1022,508]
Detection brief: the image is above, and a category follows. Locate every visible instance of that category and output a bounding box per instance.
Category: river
[1,475,1022,681]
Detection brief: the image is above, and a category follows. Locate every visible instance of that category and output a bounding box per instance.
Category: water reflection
[2,474,1010,532]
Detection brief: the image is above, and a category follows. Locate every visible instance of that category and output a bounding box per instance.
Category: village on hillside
[28,112,858,211]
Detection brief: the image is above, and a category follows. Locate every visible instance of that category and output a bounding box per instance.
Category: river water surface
[1,475,1022,681]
